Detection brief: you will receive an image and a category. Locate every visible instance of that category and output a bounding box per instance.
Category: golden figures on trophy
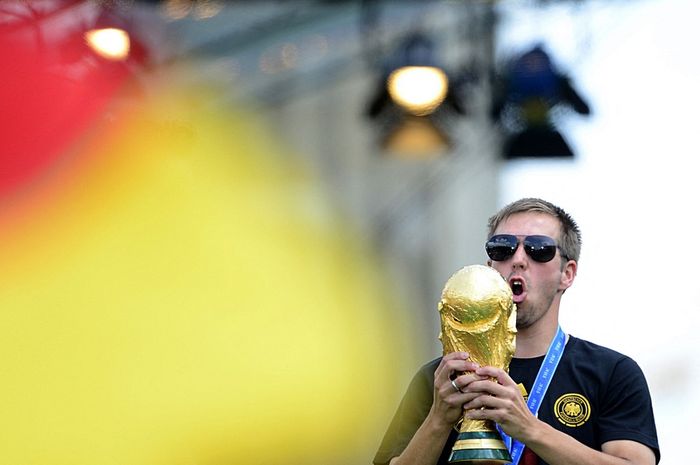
[438,265,517,464]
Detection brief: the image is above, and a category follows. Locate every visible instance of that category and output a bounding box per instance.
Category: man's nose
[511,243,528,269]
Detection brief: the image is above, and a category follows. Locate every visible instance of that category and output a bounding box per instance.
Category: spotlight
[492,44,590,159]
[82,4,149,66]
[85,28,131,61]
[366,33,465,158]
[387,66,449,116]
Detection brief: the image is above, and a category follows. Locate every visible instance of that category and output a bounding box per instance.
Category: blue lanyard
[499,326,566,465]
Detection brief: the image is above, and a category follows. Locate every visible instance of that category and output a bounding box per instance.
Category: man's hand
[460,365,537,441]
[427,352,482,430]
[389,352,483,465]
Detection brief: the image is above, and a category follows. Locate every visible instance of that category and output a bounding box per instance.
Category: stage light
[85,28,131,61]
[387,66,448,116]
[366,33,464,157]
[492,45,590,159]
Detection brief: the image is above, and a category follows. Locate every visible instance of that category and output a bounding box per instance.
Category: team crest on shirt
[554,393,591,427]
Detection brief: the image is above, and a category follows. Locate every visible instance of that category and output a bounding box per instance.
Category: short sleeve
[598,357,660,463]
[373,359,438,465]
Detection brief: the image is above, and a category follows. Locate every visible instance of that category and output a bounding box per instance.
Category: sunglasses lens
[485,235,517,261]
[523,235,558,262]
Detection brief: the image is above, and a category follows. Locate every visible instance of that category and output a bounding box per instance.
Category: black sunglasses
[485,234,565,263]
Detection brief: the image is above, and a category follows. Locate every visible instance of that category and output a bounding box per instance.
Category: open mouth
[509,277,526,302]
[511,279,524,296]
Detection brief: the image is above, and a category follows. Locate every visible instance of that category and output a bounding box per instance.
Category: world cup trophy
[438,265,517,464]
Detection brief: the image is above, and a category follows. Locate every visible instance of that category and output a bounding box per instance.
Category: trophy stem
[448,428,512,464]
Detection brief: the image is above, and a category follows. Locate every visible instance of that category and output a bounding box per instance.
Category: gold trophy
[438,265,517,464]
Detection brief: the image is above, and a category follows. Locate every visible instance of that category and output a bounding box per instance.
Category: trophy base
[448,431,512,464]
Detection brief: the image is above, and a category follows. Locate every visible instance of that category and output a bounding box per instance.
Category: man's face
[488,212,574,330]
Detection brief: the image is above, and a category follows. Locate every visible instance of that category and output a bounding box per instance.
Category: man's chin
[515,314,531,330]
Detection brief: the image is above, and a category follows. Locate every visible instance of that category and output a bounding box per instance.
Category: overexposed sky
[497,1,699,463]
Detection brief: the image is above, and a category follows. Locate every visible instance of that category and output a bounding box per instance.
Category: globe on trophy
[438,264,517,464]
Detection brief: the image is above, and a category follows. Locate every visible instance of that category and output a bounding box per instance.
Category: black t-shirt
[373,336,660,465]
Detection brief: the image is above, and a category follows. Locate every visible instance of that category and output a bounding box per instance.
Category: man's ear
[487,260,493,267]
[559,260,577,291]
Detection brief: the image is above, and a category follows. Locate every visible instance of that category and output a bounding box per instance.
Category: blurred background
[0,1,696,464]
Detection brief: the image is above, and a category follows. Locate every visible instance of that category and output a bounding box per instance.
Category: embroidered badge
[554,393,591,427]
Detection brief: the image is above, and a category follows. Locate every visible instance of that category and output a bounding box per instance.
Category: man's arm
[387,410,453,465]
[517,421,656,465]
[388,352,480,465]
[462,366,656,465]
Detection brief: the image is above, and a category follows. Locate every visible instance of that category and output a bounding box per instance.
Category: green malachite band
[449,447,512,463]
[449,431,512,464]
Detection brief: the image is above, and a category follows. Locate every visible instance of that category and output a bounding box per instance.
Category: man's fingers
[475,366,517,387]
[463,378,509,395]
[453,372,487,391]
[435,353,479,382]
[435,352,467,379]
[462,392,505,412]
[443,351,470,362]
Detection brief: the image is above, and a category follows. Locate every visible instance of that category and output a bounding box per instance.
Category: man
[374,198,659,465]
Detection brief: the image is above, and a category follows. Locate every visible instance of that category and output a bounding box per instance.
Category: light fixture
[387,66,449,116]
[366,33,464,158]
[84,28,131,61]
[492,44,590,159]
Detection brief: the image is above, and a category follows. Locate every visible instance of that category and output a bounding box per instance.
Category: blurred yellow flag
[0,84,413,465]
